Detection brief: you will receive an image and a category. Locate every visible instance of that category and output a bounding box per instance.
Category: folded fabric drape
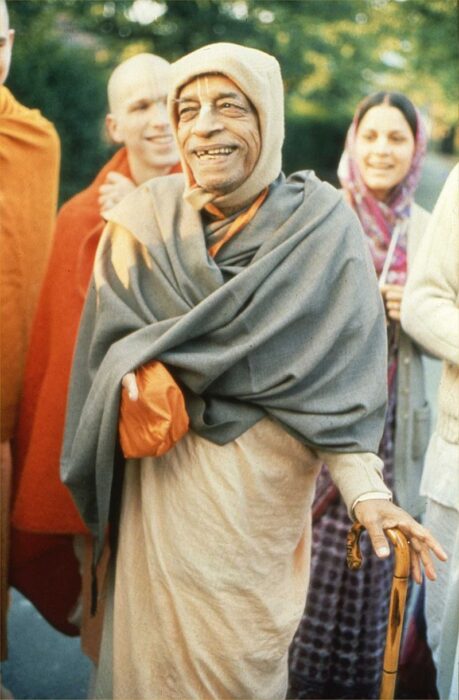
[62,170,388,555]
[118,187,269,459]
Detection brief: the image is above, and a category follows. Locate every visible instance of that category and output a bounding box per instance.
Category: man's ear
[106,113,123,144]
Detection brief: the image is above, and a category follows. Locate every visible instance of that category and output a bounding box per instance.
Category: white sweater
[402,163,459,446]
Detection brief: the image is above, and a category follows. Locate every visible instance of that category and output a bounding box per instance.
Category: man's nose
[192,105,223,136]
[149,102,169,129]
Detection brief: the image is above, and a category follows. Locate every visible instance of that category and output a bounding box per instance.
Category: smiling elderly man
[62,43,446,699]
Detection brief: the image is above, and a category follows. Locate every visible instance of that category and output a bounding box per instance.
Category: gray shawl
[62,171,387,547]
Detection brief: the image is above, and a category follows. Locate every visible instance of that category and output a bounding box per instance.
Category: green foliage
[5,0,458,199]
[283,115,347,184]
[7,0,111,202]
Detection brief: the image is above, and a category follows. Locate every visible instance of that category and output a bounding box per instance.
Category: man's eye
[219,102,246,114]
[131,102,149,112]
[178,107,197,121]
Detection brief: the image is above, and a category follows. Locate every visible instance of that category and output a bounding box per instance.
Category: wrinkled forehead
[108,60,171,114]
[177,73,250,104]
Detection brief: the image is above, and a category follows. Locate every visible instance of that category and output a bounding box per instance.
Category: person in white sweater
[401,163,459,700]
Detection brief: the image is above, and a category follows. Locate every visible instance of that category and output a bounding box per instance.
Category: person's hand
[98,172,136,215]
[121,372,139,401]
[380,283,404,322]
[354,499,447,584]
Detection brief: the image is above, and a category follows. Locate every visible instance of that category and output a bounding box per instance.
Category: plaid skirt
[289,369,398,699]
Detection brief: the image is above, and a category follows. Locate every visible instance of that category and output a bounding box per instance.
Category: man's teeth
[196,147,234,157]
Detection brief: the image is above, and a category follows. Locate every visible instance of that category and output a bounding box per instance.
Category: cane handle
[346,521,411,700]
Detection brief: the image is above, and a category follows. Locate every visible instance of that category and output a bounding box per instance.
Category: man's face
[0,4,14,85]
[107,72,177,173]
[176,74,261,196]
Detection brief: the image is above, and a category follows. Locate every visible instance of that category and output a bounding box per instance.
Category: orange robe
[10,149,131,636]
[0,85,60,441]
[10,150,181,639]
[1,85,60,659]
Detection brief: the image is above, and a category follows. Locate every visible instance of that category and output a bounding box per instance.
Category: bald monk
[0,0,60,663]
[9,53,179,659]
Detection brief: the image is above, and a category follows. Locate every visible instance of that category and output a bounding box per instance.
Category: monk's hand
[122,372,139,401]
[98,172,136,214]
[354,499,447,584]
[380,283,404,322]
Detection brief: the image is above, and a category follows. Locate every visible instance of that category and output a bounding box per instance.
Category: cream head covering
[168,42,284,211]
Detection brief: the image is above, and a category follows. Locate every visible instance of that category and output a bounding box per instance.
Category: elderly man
[0,0,59,666]
[9,53,179,658]
[63,43,446,699]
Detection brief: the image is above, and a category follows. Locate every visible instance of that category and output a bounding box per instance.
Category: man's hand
[354,499,447,584]
[380,283,404,322]
[122,372,139,401]
[98,172,136,215]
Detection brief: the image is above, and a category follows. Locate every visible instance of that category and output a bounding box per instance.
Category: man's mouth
[193,146,237,160]
[145,135,174,144]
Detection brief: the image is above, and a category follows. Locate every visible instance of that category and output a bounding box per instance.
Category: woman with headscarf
[61,51,444,699]
[289,92,431,700]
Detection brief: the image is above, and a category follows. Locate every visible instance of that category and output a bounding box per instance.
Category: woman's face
[355,104,416,201]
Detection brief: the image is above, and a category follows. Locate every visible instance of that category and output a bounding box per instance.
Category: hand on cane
[354,499,447,584]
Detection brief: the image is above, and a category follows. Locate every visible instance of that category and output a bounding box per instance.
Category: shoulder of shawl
[104,172,188,242]
[287,169,343,208]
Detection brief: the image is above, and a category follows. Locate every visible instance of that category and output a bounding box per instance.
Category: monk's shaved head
[105,52,177,185]
[0,0,14,85]
[107,53,171,114]
[0,0,8,28]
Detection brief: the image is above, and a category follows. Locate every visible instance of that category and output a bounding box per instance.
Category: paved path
[1,151,456,700]
[1,590,91,699]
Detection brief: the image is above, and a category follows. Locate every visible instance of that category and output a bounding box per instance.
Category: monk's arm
[320,450,447,582]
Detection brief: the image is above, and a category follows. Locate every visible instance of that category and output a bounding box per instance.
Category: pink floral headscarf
[338,99,427,285]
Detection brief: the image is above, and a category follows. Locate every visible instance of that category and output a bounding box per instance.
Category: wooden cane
[347,521,411,700]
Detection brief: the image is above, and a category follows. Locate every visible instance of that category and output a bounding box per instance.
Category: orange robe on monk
[1,85,60,658]
[10,149,181,639]
[0,85,60,441]
[10,149,131,636]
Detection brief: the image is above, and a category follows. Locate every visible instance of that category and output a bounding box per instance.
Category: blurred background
[2,1,457,698]
[7,0,458,203]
